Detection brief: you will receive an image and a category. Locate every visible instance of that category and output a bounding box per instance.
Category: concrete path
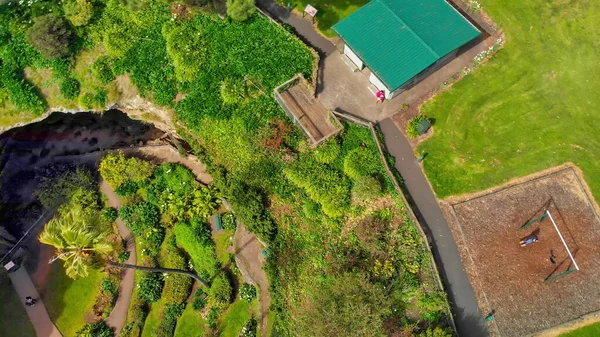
[8,267,62,337]
[102,181,136,336]
[378,119,488,337]
[255,0,336,56]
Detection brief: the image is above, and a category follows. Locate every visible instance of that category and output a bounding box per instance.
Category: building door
[344,45,364,69]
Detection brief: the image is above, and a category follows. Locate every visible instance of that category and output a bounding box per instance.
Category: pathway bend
[378,119,488,337]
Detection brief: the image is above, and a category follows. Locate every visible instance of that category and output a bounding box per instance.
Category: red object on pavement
[376,90,385,100]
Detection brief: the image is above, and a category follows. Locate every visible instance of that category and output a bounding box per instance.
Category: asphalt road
[379,118,488,337]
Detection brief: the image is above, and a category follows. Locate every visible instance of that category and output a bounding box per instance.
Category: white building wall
[369,72,391,99]
[344,44,364,70]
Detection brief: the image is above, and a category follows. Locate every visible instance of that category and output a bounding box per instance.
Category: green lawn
[42,262,103,337]
[174,304,206,337]
[0,273,36,337]
[418,0,600,200]
[141,298,166,337]
[218,299,258,337]
[282,0,367,36]
[559,322,600,337]
[213,230,234,267]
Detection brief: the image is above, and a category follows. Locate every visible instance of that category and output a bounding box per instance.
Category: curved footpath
[102,181,136,336]
[379,119,487,336]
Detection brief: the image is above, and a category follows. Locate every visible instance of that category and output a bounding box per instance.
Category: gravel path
[102,181,136,336]
[233,224,270,336]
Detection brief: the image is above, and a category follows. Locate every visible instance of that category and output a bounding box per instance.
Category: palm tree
[39,207,113,279]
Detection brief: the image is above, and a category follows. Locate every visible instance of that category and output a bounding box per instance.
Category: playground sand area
[441,167,600,337]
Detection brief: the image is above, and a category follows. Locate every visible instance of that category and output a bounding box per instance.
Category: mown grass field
[559,322,600,337]
[42,262,103,336]
[418,0,600,200]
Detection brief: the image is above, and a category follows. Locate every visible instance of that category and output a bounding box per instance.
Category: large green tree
[39,206,112,279]
[26,14,73,59]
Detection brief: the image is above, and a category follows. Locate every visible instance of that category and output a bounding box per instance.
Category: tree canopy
[26,14,73,59]
[63,0,94,27]
[226,0,256,21]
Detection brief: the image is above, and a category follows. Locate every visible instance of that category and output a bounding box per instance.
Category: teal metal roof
[333,0,480,90]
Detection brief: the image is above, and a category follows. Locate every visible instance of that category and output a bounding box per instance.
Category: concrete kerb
[332,110,457,333]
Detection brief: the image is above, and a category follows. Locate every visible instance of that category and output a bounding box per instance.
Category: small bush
[352,176,382,202]
[418,326,453,337]
[101,278,118,295]
[220,77,246,105]
[138,272,164,303]
[206,307,219,330]
[63,0,93,27]
[226,0,256,21]
[174,221,219,278]
[79,92,94,110]
[76,320,115,337]
[343,147,380,180]
[222,212,236,231]
[115,181,139,196]
[120,202,163,256]
[313,139,341,164]
[240,318,258,337]
[192,289,207,311]
[117,251,130,263]
[162,239,192,305]
[239,283,257,302]
[102,207,118,223]
[59,77,80,99]
[406,115,428,139]
[94,88,107,107]
[92,56,115,85]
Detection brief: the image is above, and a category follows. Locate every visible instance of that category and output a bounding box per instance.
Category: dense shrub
[79,92,94,110]
[91,56,115,85]
[225,179,276,241]
[284,157,350,217]
[0,68,47,114]
[154,303,185,337]
[206,307,219,330]
[351,176,382,202]
[161,236,192,304]
[163,21,207,82]
[406,115,428,139]
[27,14,72,59]
[138,272,164,303]
[174,221,219,278]
[313,139,341,164]
[99,151,153,189]
[94,88,107,107]
[220,77,247,105]
[63,0,94,27]
[120,202,164,256]
[239,283,257,302]
[101,278,118,295]
[59,77,80,99]
[35,168,97,209]
[226,0,256,21]
[343,147,380,180]
[192,288,207,311]
[76,320,115,337]
[102,207,118,223]
[117,251,130,263]
[209,271,233,308]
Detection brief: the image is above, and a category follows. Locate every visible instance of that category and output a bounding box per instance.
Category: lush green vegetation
[0,274,36,337]
[559,322,600,337]
[42,262,104,337]
[218,299,257,337]
[418,0,600,199]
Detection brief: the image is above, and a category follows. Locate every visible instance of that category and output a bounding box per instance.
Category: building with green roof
[333,0,480,99]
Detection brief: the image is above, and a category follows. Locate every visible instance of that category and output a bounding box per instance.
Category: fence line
[0,210,53,265]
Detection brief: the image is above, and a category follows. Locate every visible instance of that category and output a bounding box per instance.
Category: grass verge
[559,322,600,337]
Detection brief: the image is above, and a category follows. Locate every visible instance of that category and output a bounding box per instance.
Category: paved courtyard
[318,37,491,122]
